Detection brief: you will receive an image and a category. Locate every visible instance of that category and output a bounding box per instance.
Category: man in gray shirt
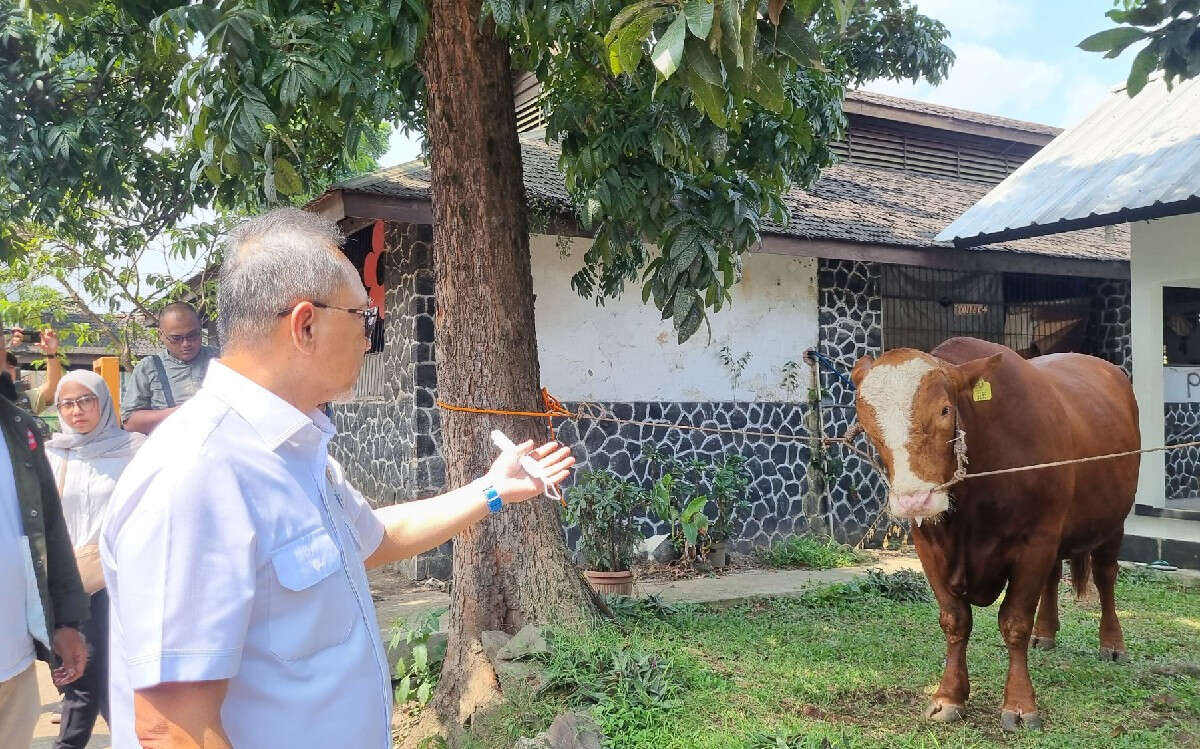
[121,302,218,434]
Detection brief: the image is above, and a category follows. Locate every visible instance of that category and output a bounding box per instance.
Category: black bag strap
[149,355,176,408]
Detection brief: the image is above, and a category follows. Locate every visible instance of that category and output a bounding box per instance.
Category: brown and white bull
[851,337,1139,731]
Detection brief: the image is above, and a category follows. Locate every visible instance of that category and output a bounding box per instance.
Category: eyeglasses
[164,330,202,345]
[57,394,99,413]
[277,301,379,339]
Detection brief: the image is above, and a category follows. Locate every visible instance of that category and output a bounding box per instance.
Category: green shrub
[389,608,446,706]
[564,470,643,572]
[756,535,870,570]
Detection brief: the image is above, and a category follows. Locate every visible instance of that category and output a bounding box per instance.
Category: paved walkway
[371,552,927,633]
[1125,514,1200,542]
[635,553,923,604]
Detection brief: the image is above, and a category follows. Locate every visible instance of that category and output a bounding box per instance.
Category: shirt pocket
[266,528,356,662]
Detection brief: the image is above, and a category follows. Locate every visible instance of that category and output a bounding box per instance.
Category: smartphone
[3,328,40,344]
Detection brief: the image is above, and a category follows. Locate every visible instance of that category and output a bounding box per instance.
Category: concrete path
[368,552,926,637]
[634,553,924,605]
[1125,514,1200,542]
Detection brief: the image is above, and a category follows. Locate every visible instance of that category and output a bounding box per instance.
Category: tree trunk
[421,0,599,728]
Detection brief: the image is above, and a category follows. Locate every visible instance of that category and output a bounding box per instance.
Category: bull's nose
[890,490,933,516]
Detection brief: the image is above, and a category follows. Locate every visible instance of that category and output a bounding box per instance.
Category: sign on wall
[1164,366,1200,402]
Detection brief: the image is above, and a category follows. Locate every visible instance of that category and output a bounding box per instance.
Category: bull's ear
[851,355,874,388]
[954,353,1002,392]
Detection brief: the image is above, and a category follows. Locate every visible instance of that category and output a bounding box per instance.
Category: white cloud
[913,0,1034,42]
[1059,74,1116,128]
[866,42,1063,125]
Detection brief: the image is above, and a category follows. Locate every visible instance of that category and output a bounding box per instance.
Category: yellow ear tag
[972,378,992,402]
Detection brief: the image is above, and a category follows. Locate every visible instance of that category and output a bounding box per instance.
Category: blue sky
[865,0,1137,128]
[379,1,1139,166]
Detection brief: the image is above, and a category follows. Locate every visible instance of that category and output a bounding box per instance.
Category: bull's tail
[1070,553,1091,600]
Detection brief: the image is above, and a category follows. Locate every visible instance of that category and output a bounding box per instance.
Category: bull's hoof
[1000,710,1043,732]
[1030,635,1056,651]
[924,702,964,723]
[1100,647,1129,663]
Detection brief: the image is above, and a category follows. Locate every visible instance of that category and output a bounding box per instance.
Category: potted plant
[564,469,642,595]
[647,473,710,561]
[706,455,751,568]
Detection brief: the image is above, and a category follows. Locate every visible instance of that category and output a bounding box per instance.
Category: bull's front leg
[997,559,1052,731]
[925,594,973,723]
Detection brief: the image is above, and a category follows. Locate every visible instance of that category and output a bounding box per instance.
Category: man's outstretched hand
[486,440,575,504]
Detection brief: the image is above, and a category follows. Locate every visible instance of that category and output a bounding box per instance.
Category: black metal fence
[882,266,1098,357]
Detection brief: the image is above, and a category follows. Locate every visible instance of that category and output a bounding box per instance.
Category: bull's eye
[941,406,951,417]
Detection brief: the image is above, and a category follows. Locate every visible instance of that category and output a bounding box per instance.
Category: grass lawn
[464,568,1200,748]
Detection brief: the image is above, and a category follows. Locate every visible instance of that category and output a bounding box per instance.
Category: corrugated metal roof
[936,75,1200,247]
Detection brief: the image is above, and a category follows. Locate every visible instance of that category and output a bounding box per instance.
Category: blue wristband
[484,486,503,513]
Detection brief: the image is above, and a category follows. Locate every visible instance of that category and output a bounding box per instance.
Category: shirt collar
[202,361,335,452]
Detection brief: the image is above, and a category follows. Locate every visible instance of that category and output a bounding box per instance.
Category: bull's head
[850,349,1001,525]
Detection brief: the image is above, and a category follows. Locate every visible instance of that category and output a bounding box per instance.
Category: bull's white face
[854,354,956,525]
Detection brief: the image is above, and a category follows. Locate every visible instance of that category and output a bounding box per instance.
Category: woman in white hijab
[45,370,144,749]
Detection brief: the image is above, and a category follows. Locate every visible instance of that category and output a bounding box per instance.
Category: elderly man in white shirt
[100,208,575,749]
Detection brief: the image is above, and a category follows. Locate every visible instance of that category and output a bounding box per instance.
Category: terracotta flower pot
[583,569,634,596]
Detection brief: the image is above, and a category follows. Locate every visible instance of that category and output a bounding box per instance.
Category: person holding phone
[1,327,63,415]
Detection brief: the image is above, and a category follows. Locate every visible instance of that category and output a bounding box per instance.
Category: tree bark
[421,0,598,728]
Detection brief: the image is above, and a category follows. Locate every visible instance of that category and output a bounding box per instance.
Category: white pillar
[1131,215,1200,509]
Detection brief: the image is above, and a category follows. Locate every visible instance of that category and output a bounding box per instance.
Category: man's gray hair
[218,207,360,348]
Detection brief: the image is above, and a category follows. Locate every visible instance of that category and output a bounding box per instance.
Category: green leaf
[672,286,693,321]
[684,0,715,38]
[272,157,302,195]
[652,14,687,80]
[738,0,757,79]
[793,0,819,23]
[683,521,699,546]
[616,15,656,75]
[718,0,742,68]
[398,675,412,702]
[670,223,701,258]
[770,9,822,65]
[682,69,727,127]
[748,59,786,112]
[685,35,723,85]
[1078,27,1147,54]
[413,643,428,672]
[416,681,432,705]
[1126,44,1158,96]
[607,0,668,43]
[832,0,856,33]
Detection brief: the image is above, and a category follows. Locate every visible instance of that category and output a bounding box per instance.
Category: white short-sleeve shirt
[100,361,390,749]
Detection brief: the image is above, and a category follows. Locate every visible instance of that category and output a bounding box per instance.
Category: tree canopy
[3,0,953,343]
[1079,0,1200,96]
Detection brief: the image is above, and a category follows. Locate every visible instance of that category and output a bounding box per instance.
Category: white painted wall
[1131,213,1200,508]
[530,235,820,402]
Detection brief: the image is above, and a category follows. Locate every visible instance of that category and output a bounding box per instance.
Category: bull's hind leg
[1093,534,1128,663]
[1031,561,1062,650]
